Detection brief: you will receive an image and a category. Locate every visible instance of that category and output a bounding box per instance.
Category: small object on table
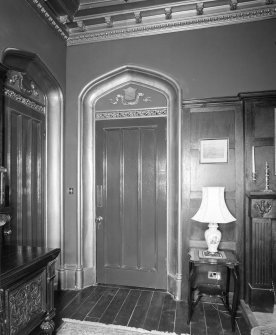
[199,249,226,259]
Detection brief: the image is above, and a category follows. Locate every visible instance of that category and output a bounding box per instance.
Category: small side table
[188,248,240,331]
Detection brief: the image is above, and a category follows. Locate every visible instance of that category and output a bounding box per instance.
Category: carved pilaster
[251,219,272,285]
[247,193,276,312]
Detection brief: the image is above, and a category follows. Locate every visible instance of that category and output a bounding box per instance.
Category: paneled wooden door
[96,117,167,289]
[5,99,45,246]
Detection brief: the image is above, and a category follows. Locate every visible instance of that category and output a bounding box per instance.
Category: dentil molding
[25,0,276,45]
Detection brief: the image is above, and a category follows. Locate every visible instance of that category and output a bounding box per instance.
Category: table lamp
[191,187,236,256]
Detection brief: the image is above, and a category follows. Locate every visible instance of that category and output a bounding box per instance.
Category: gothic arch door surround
[2,49,64,269]
[78,65,183,300]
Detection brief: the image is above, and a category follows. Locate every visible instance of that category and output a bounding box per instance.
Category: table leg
[225,266,230,308]
[187,262,195,324]
[231,265,240,332]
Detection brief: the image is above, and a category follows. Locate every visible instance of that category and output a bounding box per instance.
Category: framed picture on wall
[200,138,229,163]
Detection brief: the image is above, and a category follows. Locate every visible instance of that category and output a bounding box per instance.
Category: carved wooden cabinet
[0,245,60,334]
[246,192,276,312]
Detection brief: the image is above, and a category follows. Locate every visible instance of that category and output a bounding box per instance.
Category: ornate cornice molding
[95,107,167,120]
[25,0,276,45]
[68,5,276,45]
[4,88,45,114]
[26,0,68,40]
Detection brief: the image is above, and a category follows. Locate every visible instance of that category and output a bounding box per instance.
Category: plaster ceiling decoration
[26,0,276,45]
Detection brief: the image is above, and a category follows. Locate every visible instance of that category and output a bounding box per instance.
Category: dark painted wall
[64,19,276,267]
[0,0,66,90]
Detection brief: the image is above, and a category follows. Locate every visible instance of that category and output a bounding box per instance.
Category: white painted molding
[67,5,276,45]
[4,88,45,113]
[95,107,167,120]
[25,0,276,44]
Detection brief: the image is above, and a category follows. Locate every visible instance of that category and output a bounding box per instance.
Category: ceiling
[26,0,276,45]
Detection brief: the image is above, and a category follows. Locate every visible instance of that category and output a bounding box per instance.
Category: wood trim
[235,102,245,298]
[184,98,245,298]
[239,91,276,100]
[78,65,183,299]
[181,105,191,302]
[2,49,64,281]
[240,299,258,328]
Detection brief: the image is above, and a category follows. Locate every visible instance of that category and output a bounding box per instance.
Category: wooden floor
[32,284,251,334]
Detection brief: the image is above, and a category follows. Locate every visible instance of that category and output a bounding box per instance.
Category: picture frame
[200,138,228,164]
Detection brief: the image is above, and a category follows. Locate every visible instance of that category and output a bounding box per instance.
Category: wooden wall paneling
[234,101,245,300]
[0,64,7,167]
[246,193,276,312]
[242,91,276,306]
[183,98,244,296]
[0,64,8,244]
[5,97,45,246]
[273,216,276,301]
[244,98,253,302]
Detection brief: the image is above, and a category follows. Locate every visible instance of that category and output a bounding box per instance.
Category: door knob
[95,216,103,228]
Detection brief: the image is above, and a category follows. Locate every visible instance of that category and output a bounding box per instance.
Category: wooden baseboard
[240,299,259,328]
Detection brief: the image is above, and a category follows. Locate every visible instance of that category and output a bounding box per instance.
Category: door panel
[96,117,167,289]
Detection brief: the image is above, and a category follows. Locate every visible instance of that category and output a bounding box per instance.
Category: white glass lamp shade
[192,187,235,224]
[192,187,236,254]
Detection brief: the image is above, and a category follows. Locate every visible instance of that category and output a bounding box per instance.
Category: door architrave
[2,48,64,277]
[78,65,183,300]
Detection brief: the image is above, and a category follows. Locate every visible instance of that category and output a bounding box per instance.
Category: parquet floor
[31,284,251,334]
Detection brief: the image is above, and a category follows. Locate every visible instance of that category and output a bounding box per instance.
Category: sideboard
[0,245,60,334]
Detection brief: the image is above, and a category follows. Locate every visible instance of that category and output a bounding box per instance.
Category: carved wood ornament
[9,273,45,335]
[254,200,272,217]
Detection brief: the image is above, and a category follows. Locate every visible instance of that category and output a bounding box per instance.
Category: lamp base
[205,223,221,254]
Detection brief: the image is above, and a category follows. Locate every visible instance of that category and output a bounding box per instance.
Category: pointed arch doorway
[78,65,183,300]
[1,48,64,270]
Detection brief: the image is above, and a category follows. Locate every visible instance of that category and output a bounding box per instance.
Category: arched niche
[78,65,183,300]
[2,49,64,272]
